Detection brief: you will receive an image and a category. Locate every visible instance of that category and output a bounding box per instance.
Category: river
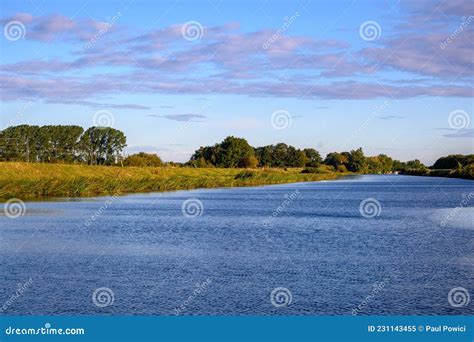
[1,175,473,315]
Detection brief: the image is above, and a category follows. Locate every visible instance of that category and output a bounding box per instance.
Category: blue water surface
[1,175,473,315]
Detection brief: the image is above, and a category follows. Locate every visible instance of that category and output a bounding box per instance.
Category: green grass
[0,162,348,201]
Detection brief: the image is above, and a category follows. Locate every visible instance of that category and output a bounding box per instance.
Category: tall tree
[303,148,322,167]
[80,127,127,165]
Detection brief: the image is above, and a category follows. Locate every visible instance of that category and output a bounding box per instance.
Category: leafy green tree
[367,154,393,173]
[324,152,348,168]
[190,136,255,168]
[36,125,84,163]
[405,159,425,170]
[303,148,322,167]
[80,127,127,165]
[240,155,259,168]
[432,154,474,169]
[123,152,162,167]
[347,148,368,172]
[254,145,274,167]
[218,136,255,167]
[272,143,289,167]
[0,125,40,162]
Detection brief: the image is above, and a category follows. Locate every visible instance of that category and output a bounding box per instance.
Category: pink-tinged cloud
[1,3,473,106]
[1,12,117,42]
[1,73,471,104]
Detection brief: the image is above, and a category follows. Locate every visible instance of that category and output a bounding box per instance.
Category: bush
[239,155,259,168]
[123,152,162,167]
[336,165,348,173]
[234,170,255,179]
[301,167,319,174]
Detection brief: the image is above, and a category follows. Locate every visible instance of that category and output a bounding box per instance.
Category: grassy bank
[0,162,348,201]
[401,165,473,180]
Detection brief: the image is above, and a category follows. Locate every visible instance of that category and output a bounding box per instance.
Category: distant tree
[367,154,393,173]
[303,148,322,167]
[217,136,255,167]
[392,159,406,171]
[432,154,474,169]
[123,152,162,167]
[272,143,289,167]
[255,145,274,167]
[240,155,259,168]
[405,159,426,170]
[324,152,348,168]
[36,125,84,163]
[0,125,40,162]
[80,127,127,165]
[347,148,368,172]
[376,154,393,173]
[189,136,255,168]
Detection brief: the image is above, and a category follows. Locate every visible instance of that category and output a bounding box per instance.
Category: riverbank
[401,165,473,180]
[0,162,348,201]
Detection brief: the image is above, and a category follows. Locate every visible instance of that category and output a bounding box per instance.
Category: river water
[1,175,473,315]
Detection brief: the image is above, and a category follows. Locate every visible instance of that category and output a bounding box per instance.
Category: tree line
[1,126,471,176]
[0,125,126,165]
[188,136,429,173]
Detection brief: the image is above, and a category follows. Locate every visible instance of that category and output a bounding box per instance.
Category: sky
[0,0,472,165]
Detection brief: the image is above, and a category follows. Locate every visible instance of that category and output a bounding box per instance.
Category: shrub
[123,152,162,167]
[336,165,348,173]
[234,170,255,179]
[239,155,259,168]
[301,167,319,174]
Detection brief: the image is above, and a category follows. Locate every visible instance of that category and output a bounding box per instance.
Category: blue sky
[0,0,472,164]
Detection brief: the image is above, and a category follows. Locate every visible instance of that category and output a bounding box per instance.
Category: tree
[240,155,259,168]
[36,125,84,163]
[405,159,425,170]
[254,145,274,167]
[347,148,368,172]
[80,127,127,165]
[0,125,39,162]
[303,148,322,167]
[289,149,308,167]
[367,154,393,173]
[123,152,162,167]
[324,152,348,168]
[272,143,289,167]
[190,136,255,168]
[432,154,474,169]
